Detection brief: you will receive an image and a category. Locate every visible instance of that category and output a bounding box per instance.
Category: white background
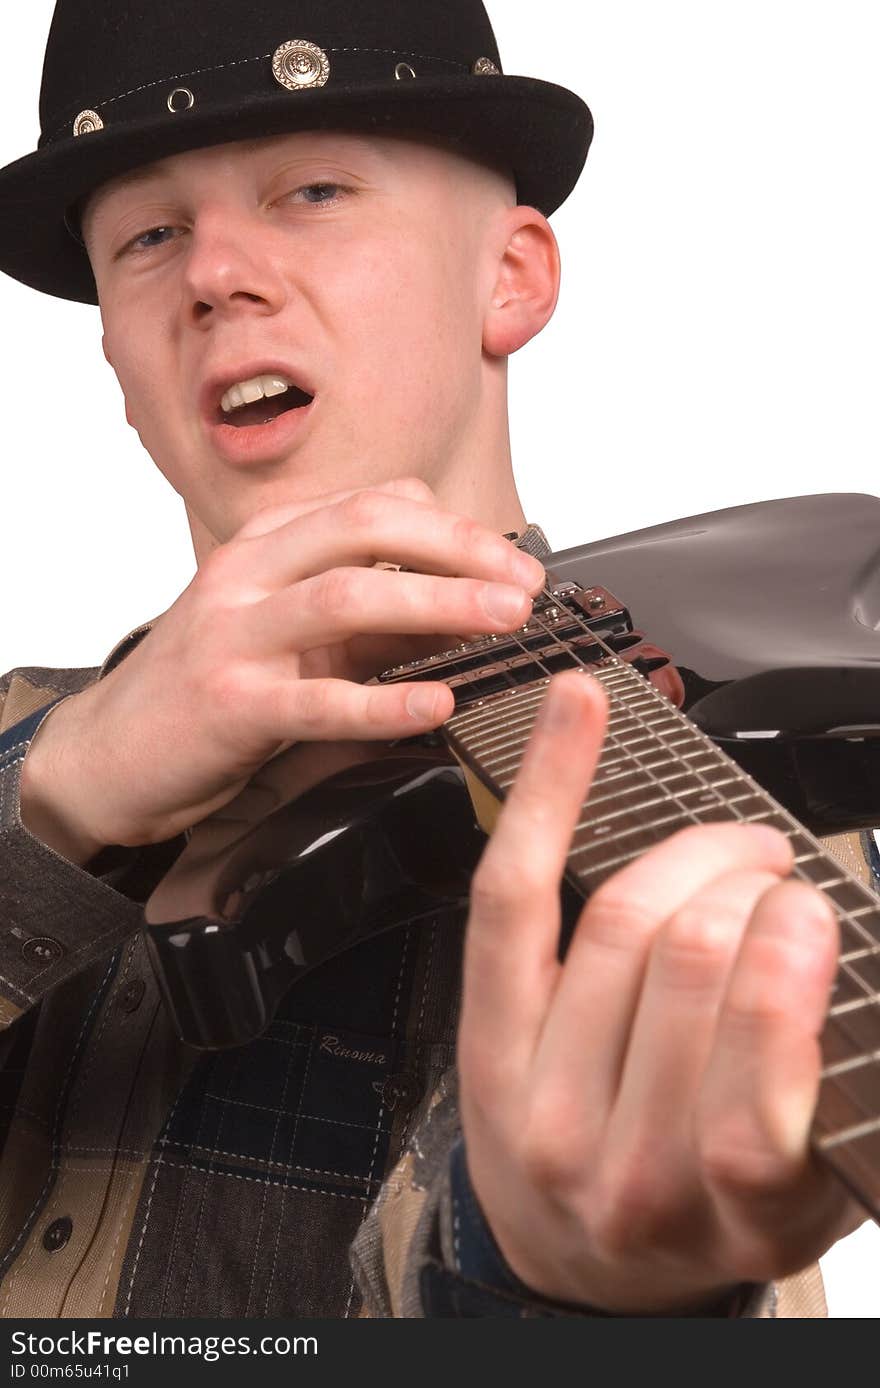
[0,2,878,1313]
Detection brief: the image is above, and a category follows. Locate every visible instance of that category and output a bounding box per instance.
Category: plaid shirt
[0,541,852,1318]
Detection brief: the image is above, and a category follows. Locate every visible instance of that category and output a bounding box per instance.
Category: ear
[482,208,561,358]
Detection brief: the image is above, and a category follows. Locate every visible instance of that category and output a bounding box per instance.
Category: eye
[285,182,348,206]
[121,225,182,257]
[301,182,343,203]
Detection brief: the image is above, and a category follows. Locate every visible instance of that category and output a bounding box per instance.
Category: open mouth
[217,374,315,429]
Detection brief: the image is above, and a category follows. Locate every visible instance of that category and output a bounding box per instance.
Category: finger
[246,566,536,653]
[235,476,435,541]
[534,822,794,1121]
[603,868,782,1179]
[239,490,545,594]
[460,672,609,1076]
[697,879,844,1255]
[261,674,455,742]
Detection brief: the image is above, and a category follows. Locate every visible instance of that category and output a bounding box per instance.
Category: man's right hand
[19,478,545,864]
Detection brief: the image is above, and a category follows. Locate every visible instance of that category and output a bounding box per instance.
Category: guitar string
[438,596,880,997]
[525,601,880,1019]
[447,590,880,1122]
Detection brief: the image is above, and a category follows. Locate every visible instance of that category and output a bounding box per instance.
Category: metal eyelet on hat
[472,58,501,76]
[395,63,417,81]
[73,109,104,136]
[272,40,331,92]
[167,87,195,114]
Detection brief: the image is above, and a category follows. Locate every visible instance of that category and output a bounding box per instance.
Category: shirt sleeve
[0,691,172,1029]
[349,1066,775,1318]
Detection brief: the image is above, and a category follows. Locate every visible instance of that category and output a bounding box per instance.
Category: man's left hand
[458,670,863,1314]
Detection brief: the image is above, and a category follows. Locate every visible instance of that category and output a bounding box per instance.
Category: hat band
[42,41,503,148]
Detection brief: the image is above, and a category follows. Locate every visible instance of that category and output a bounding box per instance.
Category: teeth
[220,374,294,415]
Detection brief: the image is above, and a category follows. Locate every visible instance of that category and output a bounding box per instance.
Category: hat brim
[0,76,592,304]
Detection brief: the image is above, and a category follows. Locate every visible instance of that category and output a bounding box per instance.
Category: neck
[185,438,530,567]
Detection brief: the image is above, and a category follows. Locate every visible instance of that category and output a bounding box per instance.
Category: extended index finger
[460,671,609,1068]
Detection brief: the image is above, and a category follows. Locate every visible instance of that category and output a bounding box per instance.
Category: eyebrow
[83,133,391,241]
[88,162,166,212]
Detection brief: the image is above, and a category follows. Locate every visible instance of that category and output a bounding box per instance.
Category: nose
[182,205,287,326]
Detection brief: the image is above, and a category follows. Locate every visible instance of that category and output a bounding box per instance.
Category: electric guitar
[143,492,880,1225]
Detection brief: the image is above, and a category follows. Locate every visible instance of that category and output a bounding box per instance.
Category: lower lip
[207,399,316,465]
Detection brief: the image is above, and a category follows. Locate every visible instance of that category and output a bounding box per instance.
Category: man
[0,0,867,1318]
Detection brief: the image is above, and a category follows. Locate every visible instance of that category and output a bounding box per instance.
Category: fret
[588,774,741,813]
[817,1113,880,1152]
[569,806,702,865]
[822,1016,874,1068]
[482,719,713,779]
[475,728,539,766]
[608,698,660,717]
[831,970,880,1008]
[459,701,545,743]
[485,743,732,799]
[599,730,692,759]
[595,746,722,776]
[573,779,769,835]
[607,700,678,721]
[454,724,533,759]
[603,717,686,745]
[842,948,880,992]
[837,913,880,957]
[752,812,797,834]
[451,685,549,735]
[581,771,741,816]
[473,702,681,761]
[825,996,880,1054]
[564,844,644,883]
[570,803,778,884]
[819,1130,880,1216]
[594,755,727,788]
[818,1060,880,1133]
[843,904,880,922]
[824,879,880,917]
[792,858,850,888]
[578,789,701,831]
[823,1050,880,1079]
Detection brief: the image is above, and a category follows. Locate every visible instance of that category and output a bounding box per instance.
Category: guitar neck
[435,610,880,1223]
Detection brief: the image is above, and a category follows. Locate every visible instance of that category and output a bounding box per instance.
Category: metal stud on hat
[72,110,104,136]
[272,40,331,92]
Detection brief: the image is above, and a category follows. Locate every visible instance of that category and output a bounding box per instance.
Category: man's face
[84,130,516,546]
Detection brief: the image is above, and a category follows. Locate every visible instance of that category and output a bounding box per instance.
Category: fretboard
[445,654,880,1221]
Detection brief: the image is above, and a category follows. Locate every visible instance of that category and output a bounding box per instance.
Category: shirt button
[380,1073,421,1113]
[117,978,146,1014]
[42,1217,73,1252]
[21,937,64,965]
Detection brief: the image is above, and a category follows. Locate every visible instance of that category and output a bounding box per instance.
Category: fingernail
[484,583,528,625]
[406,686,440,723]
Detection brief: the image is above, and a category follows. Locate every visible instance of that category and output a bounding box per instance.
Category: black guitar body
[551,491,880,834]
[145,492,880,1049]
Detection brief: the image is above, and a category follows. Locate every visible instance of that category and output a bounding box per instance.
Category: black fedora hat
[0,0,593,306]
